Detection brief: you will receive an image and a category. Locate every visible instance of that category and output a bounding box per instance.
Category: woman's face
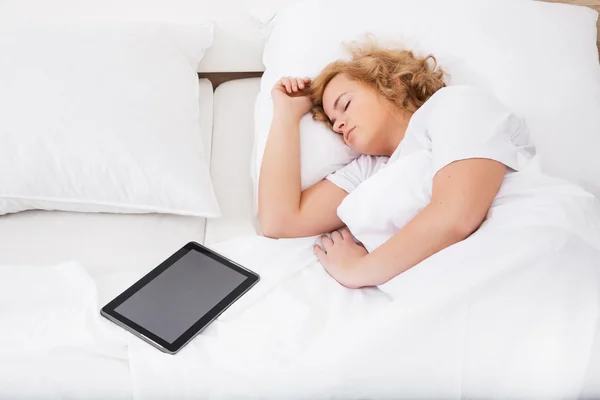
[322,73,398,156]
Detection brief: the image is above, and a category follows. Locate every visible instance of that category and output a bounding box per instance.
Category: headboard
[198,0,600,90]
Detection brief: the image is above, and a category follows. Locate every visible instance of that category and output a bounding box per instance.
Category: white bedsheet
[2,227,598,399]
[0,210,207,275]
[0,262,133,399]
[128,228,600,399]
[2,197,599,395]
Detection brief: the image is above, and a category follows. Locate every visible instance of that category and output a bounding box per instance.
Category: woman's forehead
[323,74,352,110]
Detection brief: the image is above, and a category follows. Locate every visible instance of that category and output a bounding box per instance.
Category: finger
[331,230,342,243]
[291,78,298,92]
[303,77,311,83]
[321,234,333,251]
[340,228,352,240]
[314,245,327,265]
[281,77,292,93]
[285,77,294,92]
[283,77,292,93]
[297,77,305,90]
[276,78,286,93]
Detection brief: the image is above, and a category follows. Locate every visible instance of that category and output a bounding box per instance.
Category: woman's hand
[314,228,369,289]
[271,76,313,120]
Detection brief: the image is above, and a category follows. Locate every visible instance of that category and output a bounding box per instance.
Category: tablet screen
[114,249,247,344]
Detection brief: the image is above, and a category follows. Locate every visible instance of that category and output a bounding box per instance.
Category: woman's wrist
[273,107,304,124]
[348,256,371,288]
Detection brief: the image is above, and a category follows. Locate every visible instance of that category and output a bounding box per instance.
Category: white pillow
[0,21,221,217]
[251,0,600,208]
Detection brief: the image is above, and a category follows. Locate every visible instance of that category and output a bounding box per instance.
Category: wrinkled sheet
[0,262,133,399]
[2,173,600,399]
[127,227,600,399]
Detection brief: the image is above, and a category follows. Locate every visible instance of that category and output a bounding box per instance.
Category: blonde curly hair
[309,39,446,129]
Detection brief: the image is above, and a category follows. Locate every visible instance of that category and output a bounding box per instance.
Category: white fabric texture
[2,226,597,398]
[2,103,600,398]
[101,145,600,398]
[244,0,302,38]
[0,0,265,73]
[327,86,533,193]
[426,87,532,174]
[0,262,133,400]
[326,154,388,194]
[332,85,600,272]
[0,21,220,217]
[252,0,600,206]
[0,211,207,276]
[0,79,213,270]
[205,78,261,245]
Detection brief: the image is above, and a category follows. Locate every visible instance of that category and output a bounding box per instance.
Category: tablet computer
[100,241,260,355]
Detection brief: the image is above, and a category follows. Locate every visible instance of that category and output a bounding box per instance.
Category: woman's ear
[393,76,400,85]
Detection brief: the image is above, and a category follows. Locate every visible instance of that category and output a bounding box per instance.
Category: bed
[1,0,599,398]
[0,77,260,273]
[0,76,263,400]
[0,79,213,275]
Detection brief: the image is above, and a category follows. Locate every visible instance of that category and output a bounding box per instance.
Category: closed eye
[330,99,350,127]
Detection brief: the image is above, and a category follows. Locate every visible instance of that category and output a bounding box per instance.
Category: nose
[334,119,346,134]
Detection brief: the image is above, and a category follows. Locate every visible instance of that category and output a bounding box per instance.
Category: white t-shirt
[326,85,535,193]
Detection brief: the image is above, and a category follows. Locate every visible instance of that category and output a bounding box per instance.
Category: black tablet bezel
[100,241,260,354]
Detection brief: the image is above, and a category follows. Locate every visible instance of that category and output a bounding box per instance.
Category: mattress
[0,79,214,275]
[204,78,261,245]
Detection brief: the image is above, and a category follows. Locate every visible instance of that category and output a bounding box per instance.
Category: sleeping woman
[257,41,600,289]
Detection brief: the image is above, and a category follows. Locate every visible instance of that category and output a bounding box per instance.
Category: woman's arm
[316,158,506,288]
[258,77,347,238]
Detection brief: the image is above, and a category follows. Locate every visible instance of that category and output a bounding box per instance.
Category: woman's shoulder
[411,85,519,142]
[352,153,390,170]
[327,153,390,192]
[421,85,533,165]
[407,85,492,131]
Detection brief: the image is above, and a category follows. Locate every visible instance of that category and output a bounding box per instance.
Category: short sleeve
[427,86,534,175]
[326,154,388,193]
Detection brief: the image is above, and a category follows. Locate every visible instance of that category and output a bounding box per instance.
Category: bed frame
[198,72,263,89]
[198,0,600,90]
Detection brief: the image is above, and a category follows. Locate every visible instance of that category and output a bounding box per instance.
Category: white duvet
[1,158,600,399]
